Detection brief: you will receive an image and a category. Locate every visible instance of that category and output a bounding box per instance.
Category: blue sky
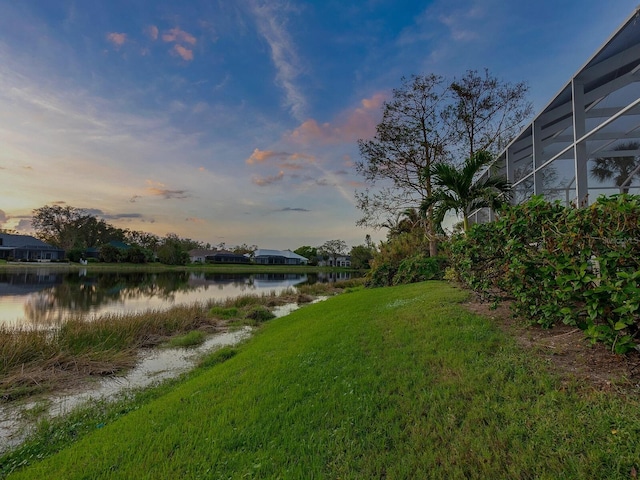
[0,0,637,249]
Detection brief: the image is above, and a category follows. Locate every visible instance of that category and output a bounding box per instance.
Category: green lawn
[3,281,639,479]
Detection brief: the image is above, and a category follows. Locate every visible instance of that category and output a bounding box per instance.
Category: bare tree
[356,74,451,256]
[356,69,532,255]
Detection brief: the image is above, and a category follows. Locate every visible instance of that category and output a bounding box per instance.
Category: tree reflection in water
[0,270,344,328]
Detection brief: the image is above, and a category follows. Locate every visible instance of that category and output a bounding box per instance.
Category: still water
[0,268,352,328]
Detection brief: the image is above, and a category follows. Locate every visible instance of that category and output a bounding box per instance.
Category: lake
[0,268,353,328]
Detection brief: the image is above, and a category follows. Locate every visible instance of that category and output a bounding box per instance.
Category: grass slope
[5,282,640,479]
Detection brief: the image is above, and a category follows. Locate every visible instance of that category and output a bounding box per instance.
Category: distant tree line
[29,205,376,268]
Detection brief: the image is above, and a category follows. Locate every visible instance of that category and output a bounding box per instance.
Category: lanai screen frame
[469,7,640,225]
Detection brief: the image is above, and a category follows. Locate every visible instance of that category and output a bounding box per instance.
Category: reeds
[0,286,334,401]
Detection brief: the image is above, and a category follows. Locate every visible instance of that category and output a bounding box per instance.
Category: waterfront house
[253,249,309,265]
[0,233,65,262]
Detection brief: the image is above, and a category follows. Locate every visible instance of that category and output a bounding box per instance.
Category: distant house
[253,249,309,265]
[188,249,217,263]
[0,233,65,262]
[317,255,351,268]
[206,250,250,264]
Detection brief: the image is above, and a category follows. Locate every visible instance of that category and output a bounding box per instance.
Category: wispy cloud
[252,171,284,186]
[279,207,310,212]
[186,217,206,224]
[248,1,306,121]
[246,148,315,170]
[287,93,385,145]
[106,32,127,48]
[246,148,287,164]
[145,180,189,199]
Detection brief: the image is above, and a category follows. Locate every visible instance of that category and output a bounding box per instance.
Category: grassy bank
[3,282,640,478]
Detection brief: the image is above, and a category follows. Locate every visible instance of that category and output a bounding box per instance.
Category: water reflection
[0,270,355,328]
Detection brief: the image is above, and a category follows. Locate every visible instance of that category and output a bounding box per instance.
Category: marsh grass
[4,282,640,478]
[166,331,205,348]
[0,283,345,401]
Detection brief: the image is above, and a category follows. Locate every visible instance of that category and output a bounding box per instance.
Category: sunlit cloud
[287,93,385,145]
[146,25,159,41]
[173,44,194,61]
[162,27,197,45]
[252,171,284,186]
[106,32,127,48]
[246,148,286,164]
[145,180,189,199]
[246,149,315,170]
[249,1,306,121]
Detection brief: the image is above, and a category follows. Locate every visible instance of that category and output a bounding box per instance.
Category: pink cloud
[287,92,386,145]
[246,149,285,165]
[246,149,315,170]
[162,27,197,45]
[173,45,194,61]
[106,32,127,48]
[146,25,159,41]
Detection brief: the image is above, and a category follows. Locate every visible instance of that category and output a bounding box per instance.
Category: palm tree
[591,142,640,194]
[420,150,511,233]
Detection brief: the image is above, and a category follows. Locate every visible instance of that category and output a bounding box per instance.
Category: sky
[0,0,638,250]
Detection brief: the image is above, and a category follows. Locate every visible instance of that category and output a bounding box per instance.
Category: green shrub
[392,254,448,285]
[449,194,640,353]
[243,305,276,323]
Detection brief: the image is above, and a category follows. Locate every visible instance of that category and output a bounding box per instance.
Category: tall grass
[0,284,346,401]
[3,282,639,478]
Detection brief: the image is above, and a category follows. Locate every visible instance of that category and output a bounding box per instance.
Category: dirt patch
[464,298,640,392]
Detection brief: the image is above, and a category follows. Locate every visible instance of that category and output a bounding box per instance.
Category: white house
[253,249,308,265]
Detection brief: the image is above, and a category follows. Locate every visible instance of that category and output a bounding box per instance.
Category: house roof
[0,233,61,250]
[254,249,308,261]
[188,249,218,257]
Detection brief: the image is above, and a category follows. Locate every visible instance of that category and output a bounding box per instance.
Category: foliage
[356,69,531,255]
[449,194,640,353]
[420,150,511,232]
[294,246,318,264]
[98,244,122,263]
[31,205,125,250]
[366,231,447,286]
[356,74,450,255]
[123,245,150,264]
[167,330,205,348]
[66,247,84,263]
[392,254,448,285]
[317,239,348,265]
[349,245,374,270]
[157,234,190,265]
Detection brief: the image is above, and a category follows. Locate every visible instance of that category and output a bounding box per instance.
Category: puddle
[0,297,328,455]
